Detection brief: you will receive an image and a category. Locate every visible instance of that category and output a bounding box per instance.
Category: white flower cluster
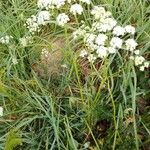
[72,6,149,71]
[67,0,91,4]
[12,57,18,65]
[130,50,149,71]
[37,0,66,9]
[37,0,88,13]
[73,27,86,40]
[26,11,50,33]
[92,18,117,33]
[19,36,33,47]
[26,15,40,33]
[70,3,83,15]
[26,0,90,32]
[41,48,51,61]
[0,35,12,44]
[91,6,112,20]
[56,13,70,26]
[125,38,138,51]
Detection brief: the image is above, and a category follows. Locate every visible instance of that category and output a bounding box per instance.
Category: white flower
[67,0,71,3]
[19,36,32,47]
[129,56,134,60]
[134,56,145,66]
[84,142,90,149]
[113,26,125,36]
[91,6,106,20]
[0,37,5,44]
[73,28,86,39]
[125,25,135,35]
[125,39,138,51]
[54,0,66,8]
[110,37,123,49]
[56,13,70,26]
[144,62,149,68]
[84,33,98,51]
[37,0,66,9]
[0,107,3,117]
[80,0,91,4]
[41,48,50,60]
[139,66,145,71]
[20,37,28,47]
[37,11,50,25]
[84,33,96,45]
[95,34,108,46]
[96,46,108,58]
[90,44,99,51]
[4,36,10,43]
[103,18,117,31]
[37,0,51,9]
[70,4,83,15]
[26,15,40,33]
[80,49,88,57]
[94,18,117,32]
[12,58,18,65]
[108,47,117,54]
[26,11,50,33]
[105,11,112,17]
[87,54,96,63]
[92,22,100,31]
[134,50,140,55]
[61,64,68,68]
[0,35,12,44]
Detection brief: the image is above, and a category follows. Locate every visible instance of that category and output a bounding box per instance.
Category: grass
[0,0,150,150]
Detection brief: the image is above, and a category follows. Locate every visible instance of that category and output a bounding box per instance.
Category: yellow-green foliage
[4,129,22,150]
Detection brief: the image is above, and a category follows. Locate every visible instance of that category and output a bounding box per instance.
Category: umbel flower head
[0,35,12,44]
[70,4,83,15]
[56,13,70,26]
[26,11,50,33]
[37,0,66,9]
